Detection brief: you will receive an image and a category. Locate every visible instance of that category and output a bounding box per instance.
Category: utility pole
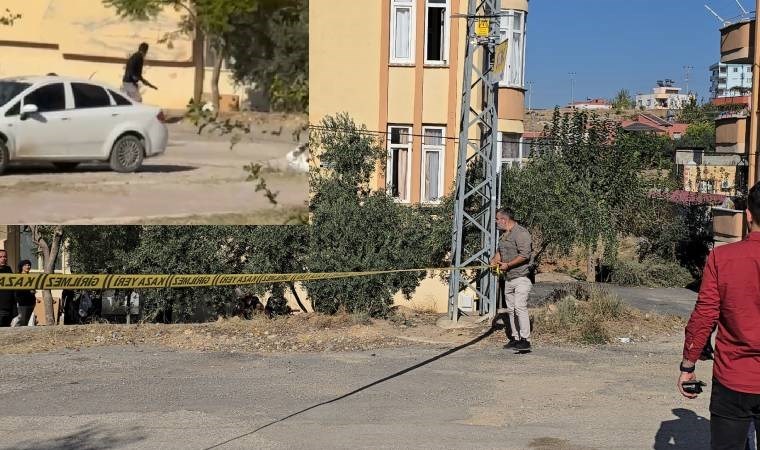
[448,0,502,321]
[527,81,534,111]
[568,72,576,107]
[683,65,693,94]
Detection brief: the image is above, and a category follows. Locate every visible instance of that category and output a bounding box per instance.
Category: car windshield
[0,81,31,107]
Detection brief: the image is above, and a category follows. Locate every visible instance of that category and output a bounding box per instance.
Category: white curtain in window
[394,7,412,60]
[424,151,440,201]
[397,149,408,200]
[508,31,522,86]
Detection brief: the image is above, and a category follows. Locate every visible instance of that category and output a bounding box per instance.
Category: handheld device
[681,380,706,394]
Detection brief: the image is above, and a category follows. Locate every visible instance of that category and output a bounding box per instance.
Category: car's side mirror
[20,104,38,121]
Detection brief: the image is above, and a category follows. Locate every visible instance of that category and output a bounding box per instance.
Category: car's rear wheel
[53,162,79,171]
[0,141,8,175]
[110,135,144,173]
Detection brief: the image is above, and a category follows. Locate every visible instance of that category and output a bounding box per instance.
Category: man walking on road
[122,42,158,103]
[0,250,14,327]
[491,208,533,352]
[678,181,760,449]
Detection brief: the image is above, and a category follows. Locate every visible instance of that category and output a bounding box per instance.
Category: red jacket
[683,231,760,394]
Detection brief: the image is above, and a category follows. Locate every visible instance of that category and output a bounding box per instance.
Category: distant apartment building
[569,98,611,110]
[310,0,529,204]
[636,81,693,110]
[710,62,752,98]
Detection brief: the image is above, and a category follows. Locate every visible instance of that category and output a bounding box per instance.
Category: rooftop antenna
[735,0,749,15]
[704,4,729,25]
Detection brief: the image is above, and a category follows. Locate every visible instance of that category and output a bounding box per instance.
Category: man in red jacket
[678,181,760,449]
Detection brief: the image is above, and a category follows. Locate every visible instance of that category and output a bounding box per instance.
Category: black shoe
[515,339,531,352]
[503,339,519,349]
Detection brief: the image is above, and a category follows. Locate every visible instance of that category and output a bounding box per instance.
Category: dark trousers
[17,305,34,326]
[711,379,760,450]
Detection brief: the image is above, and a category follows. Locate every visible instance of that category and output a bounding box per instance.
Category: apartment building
[635,82,693,110]
[710,62,752,98]
[1,0,244,109]
[310,0,529,204]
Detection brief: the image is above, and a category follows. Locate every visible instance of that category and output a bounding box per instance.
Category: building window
[733,67,739,73]
[421,126,445,202]
[499,10,526,88]
[387,125,413,201]
[425,0,448,64]
[391,0,416,64]
[500,132,522,167]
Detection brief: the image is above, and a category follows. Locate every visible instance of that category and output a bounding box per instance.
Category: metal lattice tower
[448,0,502,321]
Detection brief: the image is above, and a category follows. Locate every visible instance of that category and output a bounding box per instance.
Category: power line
[308,125,528,145]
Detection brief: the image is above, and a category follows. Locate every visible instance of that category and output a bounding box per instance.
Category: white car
[0,75,168,174]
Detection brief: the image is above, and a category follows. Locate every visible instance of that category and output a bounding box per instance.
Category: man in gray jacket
[491,208,534,352]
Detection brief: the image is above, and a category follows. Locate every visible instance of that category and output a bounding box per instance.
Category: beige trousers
[502,276,532,340]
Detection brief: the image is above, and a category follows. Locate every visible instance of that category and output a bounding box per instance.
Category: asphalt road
[0,335,710,450]
[0,123,307,224]
[530,283,699,318]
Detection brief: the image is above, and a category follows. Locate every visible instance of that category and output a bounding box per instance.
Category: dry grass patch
[531,284,685,346]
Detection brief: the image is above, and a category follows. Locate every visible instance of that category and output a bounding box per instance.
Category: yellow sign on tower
[475,19,490,37]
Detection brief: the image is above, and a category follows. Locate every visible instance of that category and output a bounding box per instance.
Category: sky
[525,0,747,109]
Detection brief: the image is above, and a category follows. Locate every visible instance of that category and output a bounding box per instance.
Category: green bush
[610,257,693,288]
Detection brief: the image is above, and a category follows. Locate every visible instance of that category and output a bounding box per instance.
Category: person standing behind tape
[0,250,14,327]
[490,207,533,352]
[15,259,35,326]
[122,42,158,103]
[678,181,760,449]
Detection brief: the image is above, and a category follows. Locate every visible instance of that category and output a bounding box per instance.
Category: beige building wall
[310,0,527,310]
[2,0,244,109]
[310,0,528,203]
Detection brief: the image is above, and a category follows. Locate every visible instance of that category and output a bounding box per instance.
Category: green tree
[223,225,309,313]
[677,97,718,124]
[123,226,235,322]
[225,0,308,112]
[501,109,672,281]
[617,131,675,170]
[306,114,442,317]
[611,89,634,112]
[66,226,142,274]
[679,121,716,151]
[103,0,259,109]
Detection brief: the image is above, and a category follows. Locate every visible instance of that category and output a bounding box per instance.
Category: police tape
[0,266,498,291]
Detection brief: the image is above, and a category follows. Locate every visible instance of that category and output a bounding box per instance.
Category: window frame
[420,125,446,203]
[423,0,449,65]
[498,9,527,88]
[387,125,414,203]
[390,0,416,65]
[22,82,67,113]
[499,132,524,167]
[108,89,133,107]
[71,82,112,109]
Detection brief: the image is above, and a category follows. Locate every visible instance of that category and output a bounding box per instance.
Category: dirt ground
[0,113,308,225]
[0,303,686,356]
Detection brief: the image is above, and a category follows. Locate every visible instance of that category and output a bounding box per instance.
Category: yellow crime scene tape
[0,266,498,291]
